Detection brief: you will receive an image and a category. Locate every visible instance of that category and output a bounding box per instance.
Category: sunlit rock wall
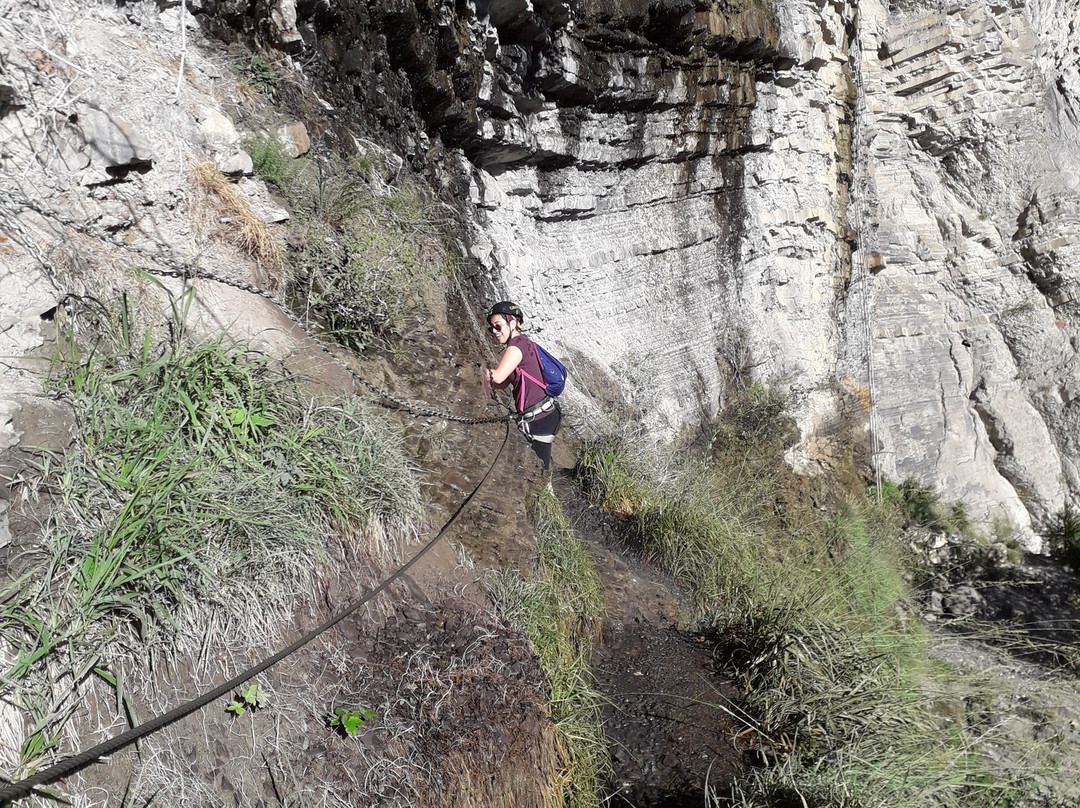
[404,0,1080,546]
[6,0,1080,545]
[455,0,860,447]
[851,0,1080,544]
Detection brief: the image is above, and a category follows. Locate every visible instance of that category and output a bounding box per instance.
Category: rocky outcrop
[853,0,1080,545]
[294,0,1080,547]
[3,0,1079,547]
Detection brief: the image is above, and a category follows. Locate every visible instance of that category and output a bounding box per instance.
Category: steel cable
[135,265,513,426]
[0,421,511,804]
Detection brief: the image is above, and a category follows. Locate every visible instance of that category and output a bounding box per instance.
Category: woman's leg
[526,405,561,471]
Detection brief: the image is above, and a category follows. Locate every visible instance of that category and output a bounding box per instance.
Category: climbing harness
[0,421,512,804]
[520,395,556,423]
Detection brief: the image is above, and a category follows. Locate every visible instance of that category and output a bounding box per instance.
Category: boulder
[268,0,303,51]
[276,121,310,158]
[943,584,983,618]
[197,107,240,146]
[75,104,153,173]
[217,149,254,176]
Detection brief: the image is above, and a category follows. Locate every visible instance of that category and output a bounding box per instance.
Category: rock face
[291,0,1080,547]
[2,0,1079,546]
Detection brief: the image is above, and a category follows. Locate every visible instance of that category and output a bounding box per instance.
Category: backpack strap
[516,367,544,411]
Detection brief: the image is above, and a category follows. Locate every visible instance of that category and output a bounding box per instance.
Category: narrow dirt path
[555,473,743,806]
[369,315,745,804]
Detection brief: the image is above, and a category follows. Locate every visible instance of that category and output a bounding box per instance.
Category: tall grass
[486,490,608,808]
[245,138,450,350]
[0,289,421,775]
[575,385,1053,808]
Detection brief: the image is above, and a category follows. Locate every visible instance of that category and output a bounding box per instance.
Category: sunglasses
[488,321,506,333]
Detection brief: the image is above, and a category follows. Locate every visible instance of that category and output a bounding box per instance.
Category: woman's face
[488,315,512,345]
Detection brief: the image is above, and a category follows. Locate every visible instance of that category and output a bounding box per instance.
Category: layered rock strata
[303,0,1080,545]
[5,0,1080,543]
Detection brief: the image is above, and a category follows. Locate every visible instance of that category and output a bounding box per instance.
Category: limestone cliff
[3,0,1080,549]
[292,0,1080,547]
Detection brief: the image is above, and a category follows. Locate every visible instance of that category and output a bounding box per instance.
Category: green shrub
[1045,503,1080,568]
[882,477,974,537]
[245,135,298,189]
[711,380,799,467]
[246,142,448,351]
[899,477,942,526]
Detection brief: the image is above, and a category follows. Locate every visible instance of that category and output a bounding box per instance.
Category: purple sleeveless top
[509,335,547,414]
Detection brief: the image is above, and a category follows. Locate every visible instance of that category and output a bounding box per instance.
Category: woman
[483,301,562,474]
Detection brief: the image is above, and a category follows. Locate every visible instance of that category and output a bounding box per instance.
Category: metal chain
[144,265,512,425]
[3,194,512,426]
[0,195,64,293]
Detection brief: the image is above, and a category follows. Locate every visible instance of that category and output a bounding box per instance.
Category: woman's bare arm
[489,345,523,387]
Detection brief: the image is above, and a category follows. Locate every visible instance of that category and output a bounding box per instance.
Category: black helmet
[486,301,523,325]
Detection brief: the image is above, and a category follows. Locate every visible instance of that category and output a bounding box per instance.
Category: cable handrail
[0,421,512,804]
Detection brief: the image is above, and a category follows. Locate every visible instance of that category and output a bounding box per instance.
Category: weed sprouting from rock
[244,139,450,351]
[235,55,279,102]
[193,159,286,288]
[1045,503,1080,569]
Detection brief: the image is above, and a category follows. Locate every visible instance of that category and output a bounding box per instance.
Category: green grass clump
[575,384,1053,808]
[881,477,974,537]
[0,290,421,772]
[246,136,298,189]
[486,490,607,808]
[244,139,450,351]
[1045,503,1080,569]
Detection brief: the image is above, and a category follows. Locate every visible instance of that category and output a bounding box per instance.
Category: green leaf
[332,706,375,737]
[241,683,269,708]
[226,700,246,716]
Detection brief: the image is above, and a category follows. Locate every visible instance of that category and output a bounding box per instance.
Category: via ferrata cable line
[0,421,512,805]
[0,191,524,804]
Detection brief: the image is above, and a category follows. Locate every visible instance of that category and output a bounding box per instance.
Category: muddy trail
[377,311,745,805]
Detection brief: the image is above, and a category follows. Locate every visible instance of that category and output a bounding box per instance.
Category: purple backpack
[516,341,567,410]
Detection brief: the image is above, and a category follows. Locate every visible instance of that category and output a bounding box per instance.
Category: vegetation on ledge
[245,136,454,351]
[0,288,421,777]
[575,382,1072,808]
[487,490,608,808]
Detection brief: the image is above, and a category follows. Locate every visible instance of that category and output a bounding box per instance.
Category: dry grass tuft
[192,159,285,289]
